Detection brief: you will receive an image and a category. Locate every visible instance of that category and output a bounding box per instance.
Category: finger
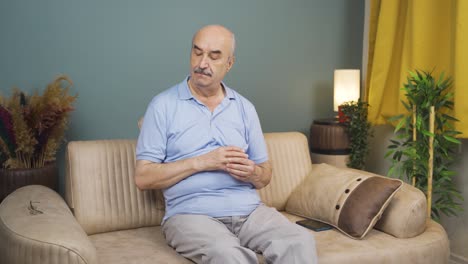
[224,157,244,165]
[225,146,245,153]
[229,173,247,182]
[227,157,249,165]
[228,170,249,180]
[229,158,256,170]
[226,152,249,159]
[227,163,253,176]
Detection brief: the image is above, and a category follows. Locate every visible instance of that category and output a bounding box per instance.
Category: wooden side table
[309,118,350,168]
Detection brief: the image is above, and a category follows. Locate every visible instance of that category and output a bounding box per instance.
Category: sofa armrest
[0,185,97,264]
[374,182,427,238]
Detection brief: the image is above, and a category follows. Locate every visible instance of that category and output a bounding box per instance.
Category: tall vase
[0,162,58,202]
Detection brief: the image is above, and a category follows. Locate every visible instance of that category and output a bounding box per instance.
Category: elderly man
[135,25,317,264]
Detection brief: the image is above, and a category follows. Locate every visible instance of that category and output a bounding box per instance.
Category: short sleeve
[244,103,268,164]
[136,97,167,163]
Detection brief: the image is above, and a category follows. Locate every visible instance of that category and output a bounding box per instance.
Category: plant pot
[0,163,58,202]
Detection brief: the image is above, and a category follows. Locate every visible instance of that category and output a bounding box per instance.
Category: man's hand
[194,146,248,171]
[201,146,272,189]
[227,158,272,189]
[225,157,256,182]
[194,146,272,189]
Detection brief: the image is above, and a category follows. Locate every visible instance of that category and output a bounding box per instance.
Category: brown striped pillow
[285,163,402,239]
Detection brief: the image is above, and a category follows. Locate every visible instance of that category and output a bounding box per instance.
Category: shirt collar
[178,76,235,100]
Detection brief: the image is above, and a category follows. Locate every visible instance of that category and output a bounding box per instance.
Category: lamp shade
[333,69,360,111]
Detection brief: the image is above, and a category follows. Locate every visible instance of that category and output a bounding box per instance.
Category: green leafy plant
[0,75,77,169]
[385,70,462,220]
[339,100,373,170]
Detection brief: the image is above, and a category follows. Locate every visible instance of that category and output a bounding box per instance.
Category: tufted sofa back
[257,132,312,210]
[65,140,165,235]
[65,132,312,235]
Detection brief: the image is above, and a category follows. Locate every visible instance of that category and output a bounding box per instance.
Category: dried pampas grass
[0,75,77,169]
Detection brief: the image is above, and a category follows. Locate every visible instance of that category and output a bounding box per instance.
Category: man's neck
[188,79,225,112]
[188,79,225,100]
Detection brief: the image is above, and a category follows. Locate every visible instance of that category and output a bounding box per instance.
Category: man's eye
[210,54,220,60]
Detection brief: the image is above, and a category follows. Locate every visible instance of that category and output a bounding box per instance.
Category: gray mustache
[194,68,212,77]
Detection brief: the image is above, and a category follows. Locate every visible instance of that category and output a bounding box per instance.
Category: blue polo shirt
[136,77,268,221]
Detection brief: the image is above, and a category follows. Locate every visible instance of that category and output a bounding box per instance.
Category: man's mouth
[194,68,212,77]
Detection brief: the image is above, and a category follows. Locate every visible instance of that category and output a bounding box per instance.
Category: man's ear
[227,56,236,72]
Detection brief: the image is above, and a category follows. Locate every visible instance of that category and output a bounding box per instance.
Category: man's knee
[296,230,316,248]
[286,230,316,255]
[264,232,317,263]
[269,233,315,253]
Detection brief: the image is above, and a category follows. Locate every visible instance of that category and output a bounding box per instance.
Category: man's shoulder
[227,86,256,111]
[148,82,182,108]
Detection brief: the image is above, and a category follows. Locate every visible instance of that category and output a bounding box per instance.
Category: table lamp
[334,69,360,122]
[309,69,361,168]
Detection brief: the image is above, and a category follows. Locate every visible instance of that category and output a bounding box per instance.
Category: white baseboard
[451,253,468,264]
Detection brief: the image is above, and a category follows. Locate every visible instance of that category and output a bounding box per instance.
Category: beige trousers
[162,204,318,264]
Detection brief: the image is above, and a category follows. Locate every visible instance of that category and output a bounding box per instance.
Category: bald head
[192,25,236,57]
[189,25,237,91]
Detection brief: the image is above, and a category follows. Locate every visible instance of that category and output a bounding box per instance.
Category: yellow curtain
[366,0,468,137]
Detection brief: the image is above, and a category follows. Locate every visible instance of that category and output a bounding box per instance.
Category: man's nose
[199,55,209,68]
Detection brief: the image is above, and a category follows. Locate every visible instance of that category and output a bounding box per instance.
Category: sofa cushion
[89,226,190,264]
[88,214,449,264]
[89,226,265,264]
[285,163,402,239]
[281,212,449,264]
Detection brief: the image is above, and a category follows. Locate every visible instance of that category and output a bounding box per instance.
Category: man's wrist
[191,156,203,172]
[250,165,262,186]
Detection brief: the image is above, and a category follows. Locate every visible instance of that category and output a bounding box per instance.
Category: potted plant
[0,75,76,201]
[386,70,462,220]
[339,100,373,170]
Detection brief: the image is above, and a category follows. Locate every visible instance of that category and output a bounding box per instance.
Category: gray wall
[1,0,364,190]
[441,140,468,263]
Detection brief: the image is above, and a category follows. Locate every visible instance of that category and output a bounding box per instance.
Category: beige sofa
[0,132,449,264]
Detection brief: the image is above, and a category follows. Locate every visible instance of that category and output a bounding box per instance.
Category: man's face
[190,27,234,89]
